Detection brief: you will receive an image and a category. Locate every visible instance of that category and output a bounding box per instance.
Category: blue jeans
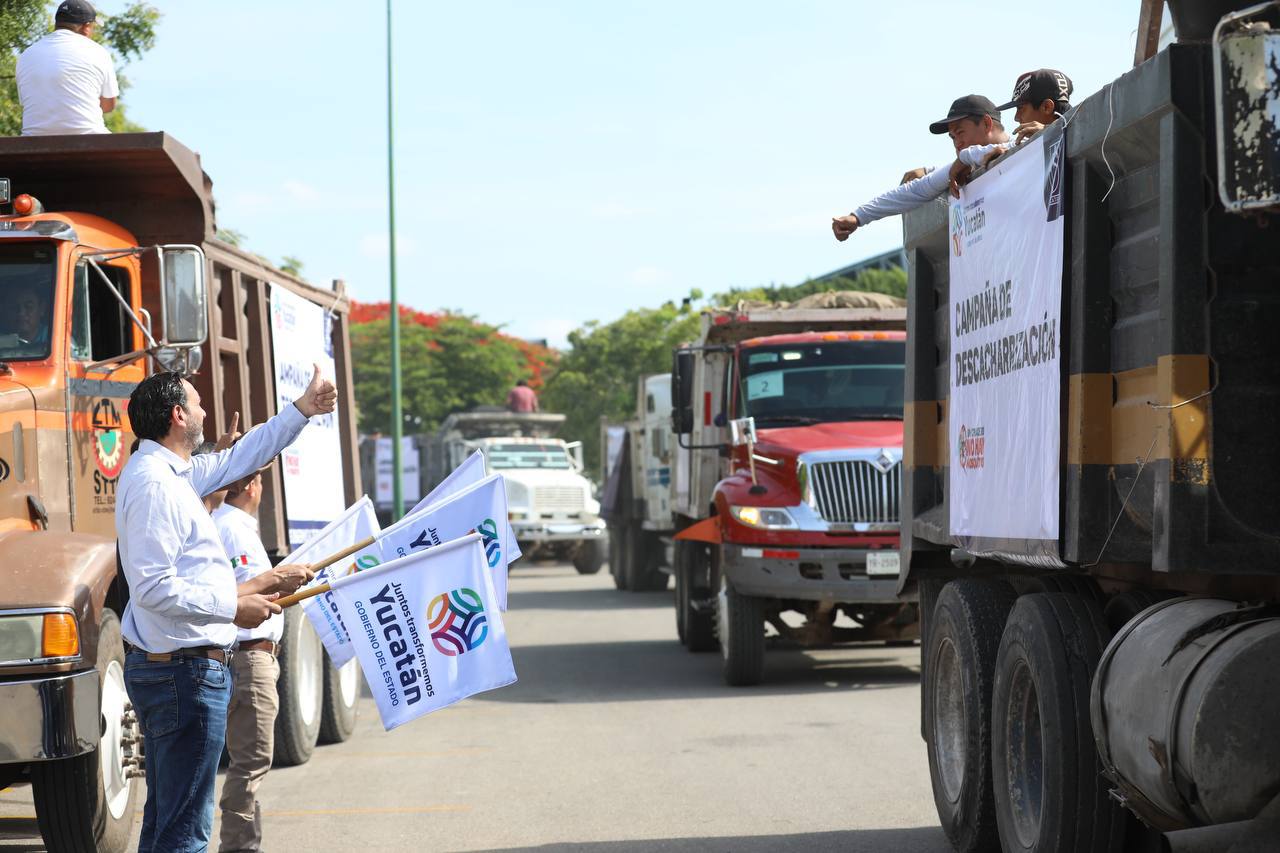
[124,651,231,853]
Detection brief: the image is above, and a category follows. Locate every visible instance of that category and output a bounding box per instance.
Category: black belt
[127,643,230,664]
[236,639,277,656]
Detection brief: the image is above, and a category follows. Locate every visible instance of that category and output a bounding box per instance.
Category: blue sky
[118,1,1139,347]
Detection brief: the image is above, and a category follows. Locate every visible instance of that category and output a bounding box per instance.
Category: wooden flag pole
[275,535,376,608]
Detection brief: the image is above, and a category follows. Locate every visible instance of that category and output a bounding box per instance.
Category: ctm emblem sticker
[427,588,489,656]
[92,398,124,479]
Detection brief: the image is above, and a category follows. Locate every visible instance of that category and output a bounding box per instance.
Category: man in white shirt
[831,95,1010,241]
[117,368,334,853]
[15,0,120,136]
[214,464,288,853]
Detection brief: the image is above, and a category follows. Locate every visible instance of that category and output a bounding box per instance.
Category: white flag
[375,473,517,611]
[410,450,522,563]
[328,533,516,731]
[285,496,381,667]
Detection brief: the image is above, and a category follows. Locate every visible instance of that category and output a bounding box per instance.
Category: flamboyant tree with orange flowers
[349,302,555,435]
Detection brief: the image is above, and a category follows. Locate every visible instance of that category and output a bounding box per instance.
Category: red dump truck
[0,134,362,852]
[607,295,919,685]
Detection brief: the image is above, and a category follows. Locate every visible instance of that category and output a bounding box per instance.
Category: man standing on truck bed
[507,378,540,413]
[117,368,335,853]
[15,0,119,136]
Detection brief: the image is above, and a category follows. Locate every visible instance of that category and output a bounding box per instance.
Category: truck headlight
[0,611,79,664]
[504,480,530,510]
[731,505,798,530]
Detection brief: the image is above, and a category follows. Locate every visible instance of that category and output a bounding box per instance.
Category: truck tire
[625,527,669,592]
[924,578,1015,853]
[572,539,606,575]
[608,523,631,590]
[717,573,765,686]
[991,593,1125,853]
[675,542,716,652]
[31,609,139,853]
[273,606,323,767]
[917,577,944,741]
[318,653,361,745]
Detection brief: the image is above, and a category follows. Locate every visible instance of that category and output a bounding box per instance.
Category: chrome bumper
[0,669,100,763]
[512,520,606,543]
[721,543,913,603]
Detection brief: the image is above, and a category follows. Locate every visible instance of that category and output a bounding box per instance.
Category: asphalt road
[1,561,948,852]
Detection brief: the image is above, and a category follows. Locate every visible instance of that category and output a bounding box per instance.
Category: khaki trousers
[218,650,280,853]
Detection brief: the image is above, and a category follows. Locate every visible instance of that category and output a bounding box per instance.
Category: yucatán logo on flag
[428,588,489,656]
[408,449,522,566]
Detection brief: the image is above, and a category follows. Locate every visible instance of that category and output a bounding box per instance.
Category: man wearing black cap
[15,0,120,136]
[997,69,1074,144]
[832,95,1009,241]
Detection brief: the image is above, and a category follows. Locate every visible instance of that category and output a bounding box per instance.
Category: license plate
[866,551,901,576]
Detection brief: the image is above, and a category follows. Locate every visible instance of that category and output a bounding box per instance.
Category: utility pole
[386,0,404,519]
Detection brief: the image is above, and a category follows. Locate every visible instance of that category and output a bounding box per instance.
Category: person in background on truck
[214,460,304,853]
[116,367,335,853]
[831,95,1010,241]
[507,378,540,413]
[15,0,119,137]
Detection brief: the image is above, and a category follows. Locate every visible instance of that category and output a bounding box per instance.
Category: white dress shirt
[117,405,308,651]
[16,30,119,136]
[212,503,283,645]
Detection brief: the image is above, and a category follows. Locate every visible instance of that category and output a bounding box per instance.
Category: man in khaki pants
[213,465,311,851]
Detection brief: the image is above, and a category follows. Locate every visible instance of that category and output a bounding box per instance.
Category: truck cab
[426,410,607,574]
[0,134,363,853]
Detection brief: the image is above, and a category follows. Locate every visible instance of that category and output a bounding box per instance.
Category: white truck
[425,409,607,574]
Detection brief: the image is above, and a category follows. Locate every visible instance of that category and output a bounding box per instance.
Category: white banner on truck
[375,436,420,506]
[948,130,1065,556]
[269,284,346,547]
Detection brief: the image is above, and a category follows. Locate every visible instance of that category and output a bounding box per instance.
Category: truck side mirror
[160,245,208,346]
[729,416,757,447]
[672,349,695,434]
[565,440,585,472]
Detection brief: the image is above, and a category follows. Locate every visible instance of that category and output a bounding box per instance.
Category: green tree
[541,299,700,476]
[351,313,527,435]
[279,255,304,277]
[0,2,160,136]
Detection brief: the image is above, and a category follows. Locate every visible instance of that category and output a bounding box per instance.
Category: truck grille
[534,486,584,513]
[809,460,901,524]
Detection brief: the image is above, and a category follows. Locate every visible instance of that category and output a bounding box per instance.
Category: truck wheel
[625,528,669,591]
[608,523,631,590]
[991,593,1125,853]
[917,577,944,741]
[31,609,139,853]
[274,606,323,766]
[924,579,1016,853]
[572,539,606,575]
[717,573,765,686]
[318,652,361,745]
[676,542,716,652]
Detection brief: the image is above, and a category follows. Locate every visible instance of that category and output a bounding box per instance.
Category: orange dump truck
[0,134,361,852]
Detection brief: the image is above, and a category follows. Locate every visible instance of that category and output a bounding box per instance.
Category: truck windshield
[487,442,572,470]
[738,340,905,425]
[0,244,56,362]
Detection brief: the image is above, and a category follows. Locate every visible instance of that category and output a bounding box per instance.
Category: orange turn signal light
[42,613,80,658]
